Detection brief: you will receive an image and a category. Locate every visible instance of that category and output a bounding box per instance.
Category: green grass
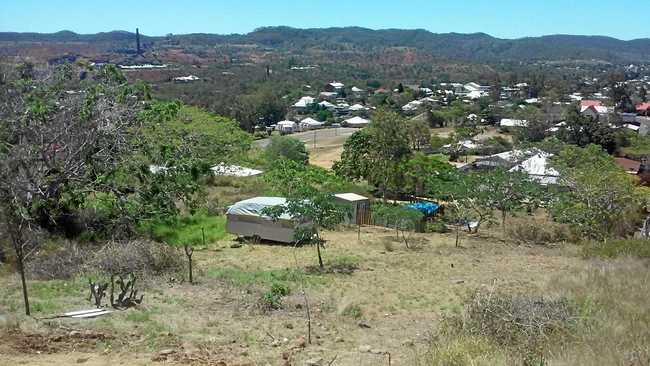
[144,212,227,246]
[205,267,324,289]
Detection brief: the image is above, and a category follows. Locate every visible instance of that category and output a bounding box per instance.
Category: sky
[1,0,648,40]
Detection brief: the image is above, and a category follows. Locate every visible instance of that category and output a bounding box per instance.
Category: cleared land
[0,226,589,365]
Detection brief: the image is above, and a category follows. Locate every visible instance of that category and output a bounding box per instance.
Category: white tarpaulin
[226,197,293,220]
[211,163,263,177]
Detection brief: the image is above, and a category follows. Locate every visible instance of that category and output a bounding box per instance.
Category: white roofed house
[318,101,337,110]
[324,81,345,94]
[276,120,298,134]
[292,96,315,111]
[349,103,369,112]
[469,149,560,185]
[509,153,560,185]
[299,117,325,131]
[319,92,338,101]
[402,100,423,114]
[173,75,200,83]
[344,116,370,128]
[500,119,528,128]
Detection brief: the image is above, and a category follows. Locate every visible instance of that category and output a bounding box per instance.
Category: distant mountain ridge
[2,26,650,63]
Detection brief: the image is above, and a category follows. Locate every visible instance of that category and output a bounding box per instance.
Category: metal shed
[334,193,371,225]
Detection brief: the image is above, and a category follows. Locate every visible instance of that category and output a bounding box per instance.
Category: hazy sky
[1,0,648,40]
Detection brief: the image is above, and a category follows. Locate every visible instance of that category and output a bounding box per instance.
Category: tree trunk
[455,224,460,248]
[501,210,507,232]
[316,243,324,268]
[184,245,194,284]
[16,249,30,316]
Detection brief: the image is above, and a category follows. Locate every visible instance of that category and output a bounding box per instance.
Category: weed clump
[260,282,291,311]
[582,239,650,259]
[442,290,579,365]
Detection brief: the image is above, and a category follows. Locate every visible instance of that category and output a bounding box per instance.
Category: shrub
[443,291,579,364]
[88,240,184,276]
[27,242,93,280]
[261,281,291,311]
[427,221,450,234]
[264,135,309,165]
[507,218,571,245]
[582,239,650,259]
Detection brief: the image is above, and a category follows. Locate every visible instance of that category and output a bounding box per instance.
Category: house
[500,119,528,128]
[351,86,365,93]
[292,96,315,110]
[464,82,490,93]
[324,81,345,93]
[509,153,560,185]
[349,103,369,112]
[276,120,298,134]
[636,102,650,116]
[580,102,609,120]
[299,117,325,131]
[319,92,338,101]
[402,100,423,113]
[318,101,337,110]
[173,75,200,83]
[580,100,601,108]
[470,149,560,185]
[344,116,370,128]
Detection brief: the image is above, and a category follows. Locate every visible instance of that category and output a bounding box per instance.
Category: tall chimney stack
[136,28,141,54]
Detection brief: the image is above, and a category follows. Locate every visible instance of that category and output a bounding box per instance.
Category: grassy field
[5,222,645,365]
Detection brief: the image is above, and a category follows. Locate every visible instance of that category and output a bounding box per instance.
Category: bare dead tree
[0,64,144,315]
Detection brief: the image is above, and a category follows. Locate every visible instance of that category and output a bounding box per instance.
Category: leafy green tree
[480,169,542,228]
[372,204,424,248]
[426,110,447,128]
[0,64,144,315]
[264,135,309,165]
[550,144,644,240]
[367,109,412,198]
[332,129,372,181]
[402,153,456,198]
[406,119,431,151]
[558,106,625,154]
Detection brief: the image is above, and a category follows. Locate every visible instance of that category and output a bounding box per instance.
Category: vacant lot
[0,225,604,365]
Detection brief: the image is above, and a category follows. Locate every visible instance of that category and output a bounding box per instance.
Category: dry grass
[0,226,586,365]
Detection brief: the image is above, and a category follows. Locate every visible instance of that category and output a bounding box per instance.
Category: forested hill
[3,26,650,63]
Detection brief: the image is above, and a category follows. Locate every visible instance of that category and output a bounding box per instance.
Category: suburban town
[1,1,649,365]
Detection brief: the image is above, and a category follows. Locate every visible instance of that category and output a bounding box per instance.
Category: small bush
[507,218,571,245]
[427,221,450,234]
[27,242,93,280]
[582,239,650,259]
[444,291,579,364]
[261,281,291,310]
[88,240,184,276]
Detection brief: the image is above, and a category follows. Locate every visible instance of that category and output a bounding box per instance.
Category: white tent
[345,116,370,128]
